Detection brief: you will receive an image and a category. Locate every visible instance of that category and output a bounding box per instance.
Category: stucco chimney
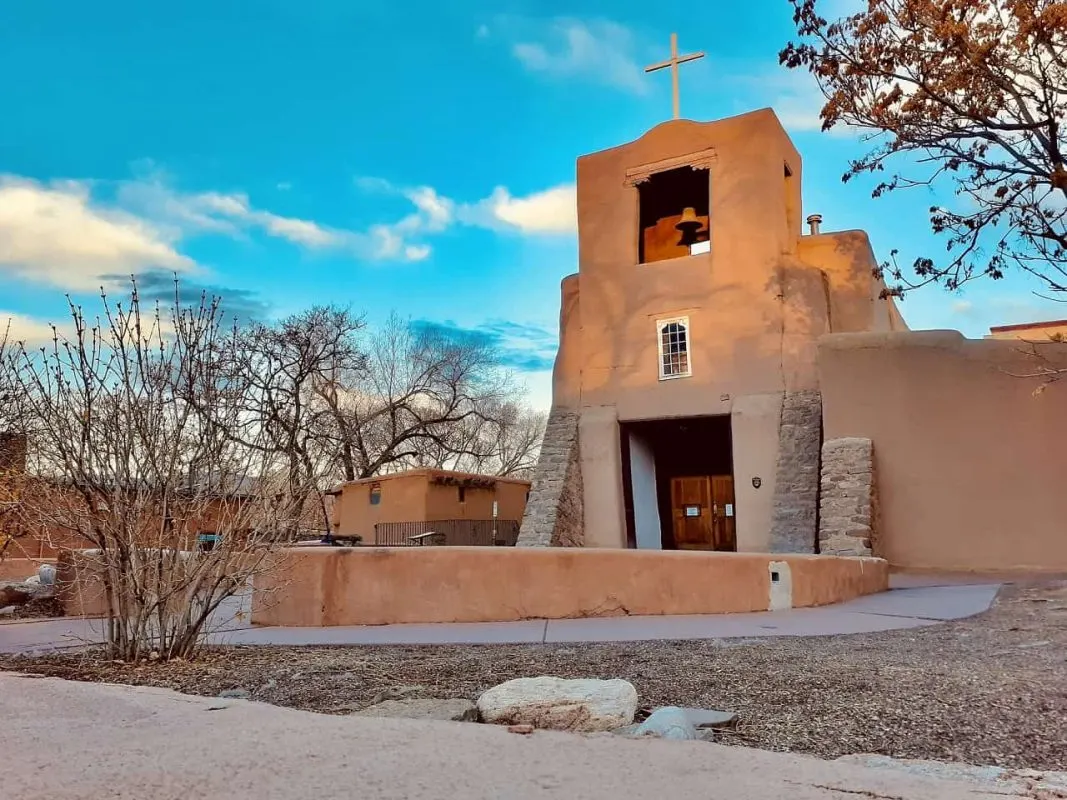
[806,214,823,236]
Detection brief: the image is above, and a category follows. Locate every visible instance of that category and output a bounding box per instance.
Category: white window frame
[656,316,692,381]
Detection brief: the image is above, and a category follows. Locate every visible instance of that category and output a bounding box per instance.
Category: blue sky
[2,0,1063,409]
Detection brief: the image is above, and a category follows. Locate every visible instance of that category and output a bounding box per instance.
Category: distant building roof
[338,468,531,491]
[989,319,1067,334]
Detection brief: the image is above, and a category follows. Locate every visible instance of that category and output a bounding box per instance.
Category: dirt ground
[3,581,1066,770]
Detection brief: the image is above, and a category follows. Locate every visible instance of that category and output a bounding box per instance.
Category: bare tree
[411,401,546,478]
[780,0,1067,296]
[6,282,314,661]
[227,306,365,535]
[321,313,519,480]
[0,323,25,563]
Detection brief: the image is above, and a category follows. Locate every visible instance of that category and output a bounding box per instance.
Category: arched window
[657,317,691,380]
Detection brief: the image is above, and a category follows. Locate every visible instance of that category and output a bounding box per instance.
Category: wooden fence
[373,519,520,547]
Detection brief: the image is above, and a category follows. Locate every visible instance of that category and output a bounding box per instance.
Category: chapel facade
[518,108,908,555]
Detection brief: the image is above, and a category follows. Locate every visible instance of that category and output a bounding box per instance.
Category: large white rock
[477,677,638,732]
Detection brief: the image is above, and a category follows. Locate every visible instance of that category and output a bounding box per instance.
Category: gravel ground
[3,581,1066,770]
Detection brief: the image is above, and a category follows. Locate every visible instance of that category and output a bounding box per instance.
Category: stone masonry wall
[768,391,822,553]
[818,437,877,557]
[517,408,584,548]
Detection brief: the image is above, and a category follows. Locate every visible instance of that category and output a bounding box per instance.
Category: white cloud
[357,177,577,239]
[2,166,577,296]
[404,186,454,232]
[119,177,435,261]
[1,312,59,347]
[250,212,342,248]
[472,185,577,234]
[725,68,860,137]
[0,176,196,292]
[509,18,647,94]
[404,244,432,261]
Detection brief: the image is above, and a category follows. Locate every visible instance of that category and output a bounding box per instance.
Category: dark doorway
[620,415,735,550]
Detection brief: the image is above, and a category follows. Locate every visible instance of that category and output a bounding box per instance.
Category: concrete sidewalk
[0,673,1039,800]
[0,579,1002,655]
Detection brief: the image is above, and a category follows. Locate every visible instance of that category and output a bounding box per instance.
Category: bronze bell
[675,206,702,233]
[675,206,703,246]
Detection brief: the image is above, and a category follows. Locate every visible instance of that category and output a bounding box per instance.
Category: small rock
[0,605,15,617]
[148,651,160,661]
[356,699,477,722]
[38,564,56,586]
[217,688,251,700]
[507,724,535,735]
[632,707,699,740]
[477,677,638,733]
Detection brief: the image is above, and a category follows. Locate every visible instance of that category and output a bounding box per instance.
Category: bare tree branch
[781,0,1067,297]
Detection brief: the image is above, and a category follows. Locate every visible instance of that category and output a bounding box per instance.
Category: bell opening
[638,166,710,264]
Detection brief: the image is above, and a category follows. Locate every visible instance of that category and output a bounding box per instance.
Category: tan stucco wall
[574,110,816,417]
[552,274,583,409]
[578,407,626,548]
[0,557,51,582]
[333,475,428,542]
[730,393,784,552]
[797,231,906,336]
[819,331,1067,571]
[252,547,887,626]
[333,471,530,542]
[424,480,528,522]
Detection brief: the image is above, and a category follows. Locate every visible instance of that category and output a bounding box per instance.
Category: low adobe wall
[56,549,269,618]
[819,330,1067,572]
[251,547,888,627]
[0,558,53,583]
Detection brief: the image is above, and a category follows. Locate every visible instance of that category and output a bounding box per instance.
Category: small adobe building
[518,108,1067,573]
[330,469,531,546]
[987,319,1067,342]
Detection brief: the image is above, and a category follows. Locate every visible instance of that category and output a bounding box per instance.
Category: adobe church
[518,37,1067,573]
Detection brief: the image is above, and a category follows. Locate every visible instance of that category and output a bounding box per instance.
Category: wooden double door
[670,475,736,551]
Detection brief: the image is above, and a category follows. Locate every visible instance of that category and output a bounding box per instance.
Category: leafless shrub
[5,281,315,660]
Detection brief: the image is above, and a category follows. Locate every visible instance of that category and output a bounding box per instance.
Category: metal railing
[373,519,520,547]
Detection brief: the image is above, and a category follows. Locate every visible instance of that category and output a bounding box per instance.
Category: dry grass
[3,581,1066,770]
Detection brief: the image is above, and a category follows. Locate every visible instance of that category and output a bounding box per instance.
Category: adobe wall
[819,331,1067,571]
[0,557,52,582]
[424,480,528,523]
[797,232,907,335]
[252,547,888,627]
[574,111,819,417]
[333,476,428,542]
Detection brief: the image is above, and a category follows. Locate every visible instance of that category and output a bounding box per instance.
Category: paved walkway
[0,576,1002,655]
[0,674,1039,799]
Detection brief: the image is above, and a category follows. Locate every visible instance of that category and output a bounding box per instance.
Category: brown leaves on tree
[781,0,1067,297]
